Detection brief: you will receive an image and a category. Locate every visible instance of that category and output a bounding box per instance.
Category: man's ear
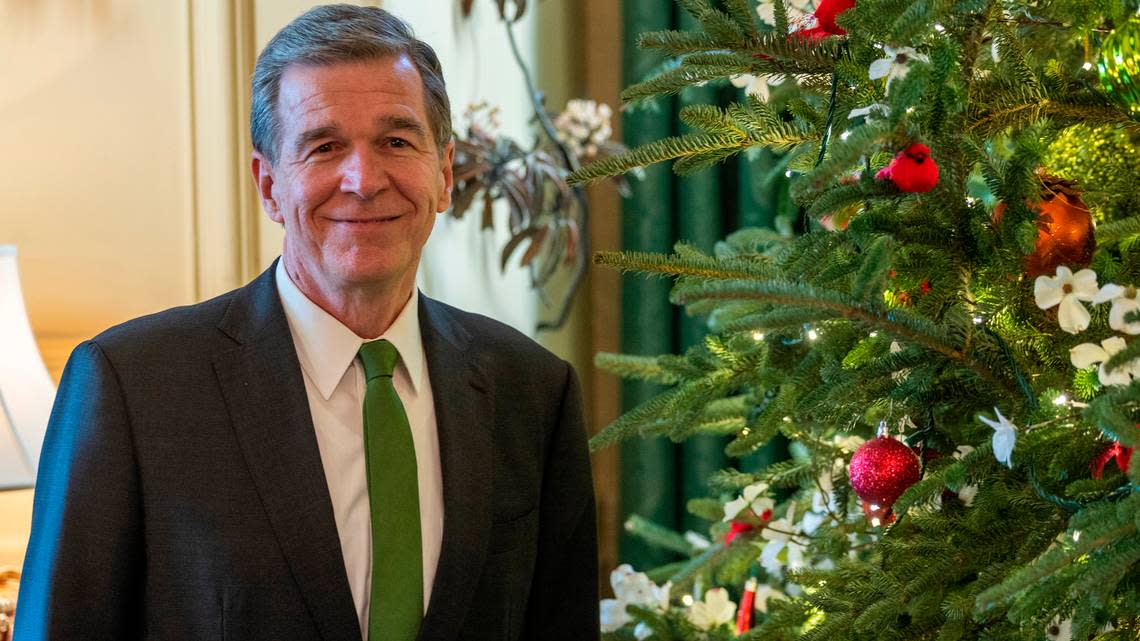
[436,139,455,213]
[251,151,283,223]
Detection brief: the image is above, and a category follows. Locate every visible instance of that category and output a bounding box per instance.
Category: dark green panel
[676,23,727,532]
[619,0,678,569]
[738,146,781,230]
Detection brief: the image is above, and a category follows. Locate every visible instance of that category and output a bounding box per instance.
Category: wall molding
[188,0,262,300]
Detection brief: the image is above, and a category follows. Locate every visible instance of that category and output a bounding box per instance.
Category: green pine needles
[578,0,1140,639]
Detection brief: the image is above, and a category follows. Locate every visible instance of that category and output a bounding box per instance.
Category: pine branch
[567,133,750,185]
[975,504,1139,611]
[594,353,681,384]
[637,29,720,56]
[593,249,776,280]
[1095,216,1140,244]
[670,278,1014,391]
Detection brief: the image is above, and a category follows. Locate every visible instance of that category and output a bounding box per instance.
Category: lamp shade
[0,246,55,490]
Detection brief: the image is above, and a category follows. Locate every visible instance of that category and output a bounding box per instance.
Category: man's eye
[314,142,334,154]
[388,138,409,148]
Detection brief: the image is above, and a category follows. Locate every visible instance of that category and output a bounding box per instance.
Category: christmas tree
[569,0,1140,639]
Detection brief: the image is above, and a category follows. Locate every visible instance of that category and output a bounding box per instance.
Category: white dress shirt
[275,260,443,638]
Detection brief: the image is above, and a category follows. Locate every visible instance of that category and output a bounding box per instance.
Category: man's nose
[339,146,388,198]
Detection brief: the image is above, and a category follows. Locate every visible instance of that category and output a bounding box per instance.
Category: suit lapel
[417,297,494,641]
[212,265,361,641]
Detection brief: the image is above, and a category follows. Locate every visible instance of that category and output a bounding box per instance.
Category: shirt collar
[275,259,426,401]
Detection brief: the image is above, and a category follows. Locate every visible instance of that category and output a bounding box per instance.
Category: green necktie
[358,340,422,641]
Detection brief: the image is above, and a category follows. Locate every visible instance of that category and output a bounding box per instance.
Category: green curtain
[618,0,790,568]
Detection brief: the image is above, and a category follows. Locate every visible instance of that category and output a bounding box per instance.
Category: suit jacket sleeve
[15,341,144,640]
[522,362,599,639]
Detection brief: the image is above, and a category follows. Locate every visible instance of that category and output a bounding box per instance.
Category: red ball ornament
[876,143,939,193]
[849,436,921,508]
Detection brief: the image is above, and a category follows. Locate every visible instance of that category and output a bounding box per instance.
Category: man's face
[252,55,453,295]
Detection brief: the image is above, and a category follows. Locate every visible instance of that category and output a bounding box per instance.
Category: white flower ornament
[1070,336,1140,386]
[686,587,737,630]
[730,73,786,102]
[1092,283,1140,334]
[599,564,671,632]
[869,46,931,89]
[759,503,807,575]
[978,408,1017,468]
[848,102,890,122]
[753,584,785,614]
[756,0,814,25]
[723,482,774,522]
[1034,266,1099,334]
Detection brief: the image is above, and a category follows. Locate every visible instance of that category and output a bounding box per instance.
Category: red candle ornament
[876,143,939,193]
[736,577,758,633]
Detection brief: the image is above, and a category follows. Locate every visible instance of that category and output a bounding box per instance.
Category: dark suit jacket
[15,264,599,641]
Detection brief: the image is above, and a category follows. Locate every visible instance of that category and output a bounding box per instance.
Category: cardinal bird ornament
[791,0,855,41]
[814,0,856,34]
[877,143,940,193]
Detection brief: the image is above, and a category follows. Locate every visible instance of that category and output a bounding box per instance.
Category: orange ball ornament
[994,174,1095,278]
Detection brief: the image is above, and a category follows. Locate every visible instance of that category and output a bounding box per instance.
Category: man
[15,5,598,640]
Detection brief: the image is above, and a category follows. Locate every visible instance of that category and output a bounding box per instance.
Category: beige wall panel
[0,0,196,343]
[0,0,195,569]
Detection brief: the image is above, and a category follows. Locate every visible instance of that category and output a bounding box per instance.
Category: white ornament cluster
[552,99,613,159]
[1033,265,1140,386]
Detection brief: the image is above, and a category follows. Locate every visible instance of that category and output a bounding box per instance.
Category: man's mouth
[328,215,403,224]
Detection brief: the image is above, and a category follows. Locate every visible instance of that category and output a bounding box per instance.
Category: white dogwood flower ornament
[869,46,930,89]
[1034,266,1099,334]
[1070,336,1140,387]
[723,482,775,522]
[686,588,737,630]
[1092,283,1140,334]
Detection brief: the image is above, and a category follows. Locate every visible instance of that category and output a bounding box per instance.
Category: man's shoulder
[89,286,243,358]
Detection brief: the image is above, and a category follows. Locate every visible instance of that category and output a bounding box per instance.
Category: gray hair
[250,4,452,163]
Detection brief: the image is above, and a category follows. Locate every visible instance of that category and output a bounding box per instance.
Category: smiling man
[16,5,598,641]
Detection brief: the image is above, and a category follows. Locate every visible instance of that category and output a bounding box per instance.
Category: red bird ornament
[814,0,856,35]
[876,143,939,193]
[790,0,855,42]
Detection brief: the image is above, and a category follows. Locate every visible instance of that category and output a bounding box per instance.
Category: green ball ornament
[1098,17,1140,114]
